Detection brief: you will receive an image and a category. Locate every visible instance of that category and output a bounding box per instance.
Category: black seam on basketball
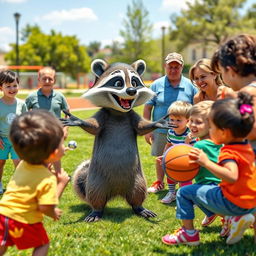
[165,166,199,172]
[165,154,191,164]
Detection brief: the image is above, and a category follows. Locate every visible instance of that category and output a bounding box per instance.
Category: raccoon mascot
[62,59,172,222]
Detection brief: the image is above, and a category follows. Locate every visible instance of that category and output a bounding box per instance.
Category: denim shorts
[176,184,256,219]
[0,137,19,160]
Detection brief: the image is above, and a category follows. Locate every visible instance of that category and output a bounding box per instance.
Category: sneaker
[147,181,164,193]
[220,216,231,237]
[226,214,255,245]
[201,214,218,227]
[160,192,176,204]
[162,227,200,246]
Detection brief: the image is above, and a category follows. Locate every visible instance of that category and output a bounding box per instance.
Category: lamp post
[161,26,166,76]
[14,12,21,75]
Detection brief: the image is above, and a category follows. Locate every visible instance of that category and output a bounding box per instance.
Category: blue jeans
[176,184,256,219]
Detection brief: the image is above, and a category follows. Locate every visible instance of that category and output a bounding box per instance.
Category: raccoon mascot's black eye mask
[82,59,155,112]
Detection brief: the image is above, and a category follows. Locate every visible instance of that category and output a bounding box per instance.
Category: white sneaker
[160,192,176,204]
[226,214,255,245]
[0,182,3,194]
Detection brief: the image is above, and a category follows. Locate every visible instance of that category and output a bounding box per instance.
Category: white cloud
[161,0,196,12]
[1,0,27,3]
[0,27,14,52]
[39,7,98,25]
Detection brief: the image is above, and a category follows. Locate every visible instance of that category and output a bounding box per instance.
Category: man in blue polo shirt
[25,67,70,174]
[25,67,69,118]
[143,52,197,193]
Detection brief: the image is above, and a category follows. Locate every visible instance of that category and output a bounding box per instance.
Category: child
[187,100,222,227]
[0,110,69,255]
[0,70,27,194]
[159,101,197,204]
[162,92,256,246]
[25,67,70,173]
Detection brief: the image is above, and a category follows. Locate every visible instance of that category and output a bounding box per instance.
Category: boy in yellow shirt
[0,110,69,255]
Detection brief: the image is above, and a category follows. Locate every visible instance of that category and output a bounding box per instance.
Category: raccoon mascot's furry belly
[62,59,171,222]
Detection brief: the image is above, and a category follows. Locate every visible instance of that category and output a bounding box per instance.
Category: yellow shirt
[0,161,58,224]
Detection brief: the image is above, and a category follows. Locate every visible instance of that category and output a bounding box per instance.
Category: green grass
[2,107,256,256]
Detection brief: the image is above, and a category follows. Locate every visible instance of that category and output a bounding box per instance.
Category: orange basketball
[162,144,199,182]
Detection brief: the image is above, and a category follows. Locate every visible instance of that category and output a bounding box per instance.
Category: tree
[87,41,101,57]
[244,3,256,29]
[169,0,256,50]
[119,0,155,67]
[5,25,91,78]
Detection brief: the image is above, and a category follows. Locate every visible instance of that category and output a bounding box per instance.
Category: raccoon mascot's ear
[91,59,109,78]
[131,60,146,76]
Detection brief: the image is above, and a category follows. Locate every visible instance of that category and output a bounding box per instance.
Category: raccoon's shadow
[64,203,159,224]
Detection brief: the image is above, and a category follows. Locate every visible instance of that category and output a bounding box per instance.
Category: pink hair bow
[240,104,253,115]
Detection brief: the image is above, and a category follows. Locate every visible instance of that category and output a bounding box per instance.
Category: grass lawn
[2,107,256,256]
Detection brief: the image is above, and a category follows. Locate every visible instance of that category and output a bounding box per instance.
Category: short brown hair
[10,110,64,164]
[0,70,19,87]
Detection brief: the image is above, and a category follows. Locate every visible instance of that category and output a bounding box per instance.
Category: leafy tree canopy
[170,0,256,50]
[5,24,91,78]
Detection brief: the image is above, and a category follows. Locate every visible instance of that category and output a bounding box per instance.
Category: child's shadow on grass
[65,203,160,224]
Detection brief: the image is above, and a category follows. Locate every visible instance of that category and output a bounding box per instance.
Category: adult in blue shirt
[143,52,198,193]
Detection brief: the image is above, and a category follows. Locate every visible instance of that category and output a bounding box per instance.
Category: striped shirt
[166,127,197,145]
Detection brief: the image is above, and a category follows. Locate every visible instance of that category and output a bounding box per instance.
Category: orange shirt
[219,142,256,209]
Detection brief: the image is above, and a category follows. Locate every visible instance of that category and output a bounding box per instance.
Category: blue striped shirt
[166,127,197,145]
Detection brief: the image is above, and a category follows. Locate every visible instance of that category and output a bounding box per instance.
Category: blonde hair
[189,100,214,120]
[189,58,223,87]
[38,66,56,78]
[168,101,192,119]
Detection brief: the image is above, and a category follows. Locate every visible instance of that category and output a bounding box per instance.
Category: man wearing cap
[144,52,197,194]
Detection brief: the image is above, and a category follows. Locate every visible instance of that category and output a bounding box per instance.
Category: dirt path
[66,97,97,110]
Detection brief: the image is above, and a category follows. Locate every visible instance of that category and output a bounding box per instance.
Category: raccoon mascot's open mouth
[81,59,155,113]
[112,95,134,110]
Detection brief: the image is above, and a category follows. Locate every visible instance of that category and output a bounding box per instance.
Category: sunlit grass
[2,107,255,255]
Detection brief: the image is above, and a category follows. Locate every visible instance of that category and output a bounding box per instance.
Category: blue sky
[0,0,254,52]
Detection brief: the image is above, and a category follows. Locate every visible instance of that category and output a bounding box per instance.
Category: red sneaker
[201,214,218,227]
[147,180,164,193]
[220,216,231,237]
[162,227,200,246]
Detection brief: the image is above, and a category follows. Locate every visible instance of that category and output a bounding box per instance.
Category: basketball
[162,144,199,182]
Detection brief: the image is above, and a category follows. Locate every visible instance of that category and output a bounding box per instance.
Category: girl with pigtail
[162,92,256,246]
